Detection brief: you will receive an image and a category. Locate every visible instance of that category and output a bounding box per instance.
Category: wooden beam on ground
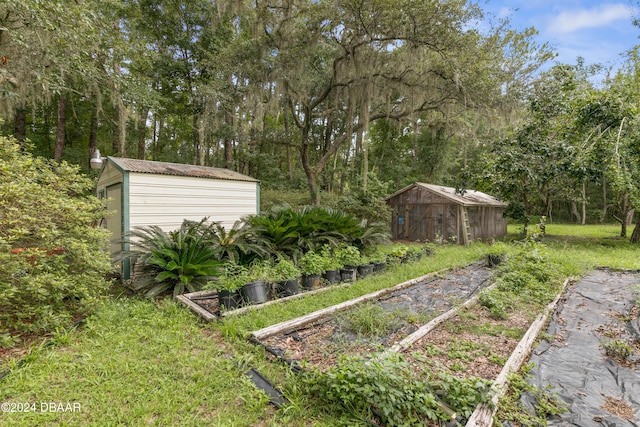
[175,294,217,322]
[252,268,453,341]
[465,278,571,427]
[389,283,496,353]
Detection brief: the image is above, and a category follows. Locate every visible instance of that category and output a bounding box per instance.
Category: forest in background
[1,0,640,240]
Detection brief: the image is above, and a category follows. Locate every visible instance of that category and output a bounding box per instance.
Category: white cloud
[547,3,633,34]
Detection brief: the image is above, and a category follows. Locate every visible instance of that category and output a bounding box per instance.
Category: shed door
[106,183,123,263]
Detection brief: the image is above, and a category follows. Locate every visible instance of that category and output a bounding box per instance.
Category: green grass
[1,225,639,426]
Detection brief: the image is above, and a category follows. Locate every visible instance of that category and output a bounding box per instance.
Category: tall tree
[239,0,552,204]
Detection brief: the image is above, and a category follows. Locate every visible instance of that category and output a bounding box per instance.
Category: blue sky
[480,1,639,75]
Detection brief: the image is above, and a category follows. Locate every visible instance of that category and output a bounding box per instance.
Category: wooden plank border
[465,278,571,427]
[388,282,497,353]
[252,267,454,341]
[175,293,218,322]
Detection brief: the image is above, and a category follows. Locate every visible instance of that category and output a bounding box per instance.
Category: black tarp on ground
[526,270,640,426]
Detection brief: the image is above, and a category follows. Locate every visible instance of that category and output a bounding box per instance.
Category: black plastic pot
[340,266,357,282]
[357,264,374,279]
[275,278,299,297]
[218,289,242,310]
[301,274,321,290]
[373,262,386,273]
[240,280,271,304]
[486,254,504,268]
[322,269,340,285]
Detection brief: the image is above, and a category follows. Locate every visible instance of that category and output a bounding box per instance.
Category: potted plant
[486,242,508,267]
[368,250,388,273]
[240,261,273,304]
[214,263,249,310]
[404,245,424,263]
[320,246,342,284]
[299,251,325,290]
[334,245,361,282]
[272,258,301,297]
[388,244,408,266]
[356,255,374,279]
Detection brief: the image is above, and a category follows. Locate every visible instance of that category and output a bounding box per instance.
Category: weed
[336,303,403,338]
[601,339,633,361]
[498,364,567,426]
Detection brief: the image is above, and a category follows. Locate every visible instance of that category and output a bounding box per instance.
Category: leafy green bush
[300,352,492,426]
[121,218,221,298]
[271,258,300,281]
[298,251,326,275]
[301,353,443,425]
[0,137,112,341]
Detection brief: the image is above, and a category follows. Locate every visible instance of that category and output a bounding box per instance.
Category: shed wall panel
[387,184,506,244]
[127,173,257,231]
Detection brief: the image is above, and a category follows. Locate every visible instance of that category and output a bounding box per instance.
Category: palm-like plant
[206,220,270,264]
[118,218,221,298]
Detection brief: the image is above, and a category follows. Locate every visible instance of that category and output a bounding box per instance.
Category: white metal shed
[96,157,260,278]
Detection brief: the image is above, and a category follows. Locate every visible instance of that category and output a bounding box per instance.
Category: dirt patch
[259,264,494,371]
[601,396,635,421]
[406,307,530,380]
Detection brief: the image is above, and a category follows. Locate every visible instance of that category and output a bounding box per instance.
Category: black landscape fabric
[525,269,640,426]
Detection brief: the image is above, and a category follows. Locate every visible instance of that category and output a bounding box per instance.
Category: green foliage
[300,353,443,425]
[336,304,402,338]
[301,352,493,426]
[0,137,112,338]
[271,259,301,281]
[121,219,221,298]
[247,206,390,260]
[298,251,326,275]
[209,263,249,292]
[479,241,565,319]
[206,220,269,264]
[498,365,567,426]
[601,338,633,362]
[333,245,362,267]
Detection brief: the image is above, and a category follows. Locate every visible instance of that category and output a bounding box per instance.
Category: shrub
[121,218,221,298]
[301,353,443,425]
[300,352,492,426]
[0,137,112,341]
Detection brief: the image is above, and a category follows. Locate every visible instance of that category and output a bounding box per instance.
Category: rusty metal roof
[386,182,508,207]
[108,157,258,182]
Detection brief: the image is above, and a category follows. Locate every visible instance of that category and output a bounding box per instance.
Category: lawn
[1,224,638,426]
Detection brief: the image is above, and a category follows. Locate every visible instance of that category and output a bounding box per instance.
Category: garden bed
[253,262,493,371]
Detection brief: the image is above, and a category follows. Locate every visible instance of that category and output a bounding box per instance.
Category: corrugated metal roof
[386,182,508,207]
[108,157,259,182]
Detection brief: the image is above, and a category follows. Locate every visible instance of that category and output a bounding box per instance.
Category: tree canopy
[2,0,640,239]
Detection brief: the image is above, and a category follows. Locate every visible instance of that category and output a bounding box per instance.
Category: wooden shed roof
[107,157,259,183]
[386,183,508,207]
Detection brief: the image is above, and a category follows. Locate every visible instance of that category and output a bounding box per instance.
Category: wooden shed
[385,183,508,244]
[96,157,260,278]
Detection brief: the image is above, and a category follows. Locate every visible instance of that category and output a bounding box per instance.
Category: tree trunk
[224,109,233,169]
[13,107,27,142]
[113,100,126,157]
[630,217,640,243]
[601,176,607,223]
[581,181,586,225]
[620,194,629,238]
[88,102,99,168]
[137,108,149,160]
[570,202,581,224]
[54,94,67,161]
